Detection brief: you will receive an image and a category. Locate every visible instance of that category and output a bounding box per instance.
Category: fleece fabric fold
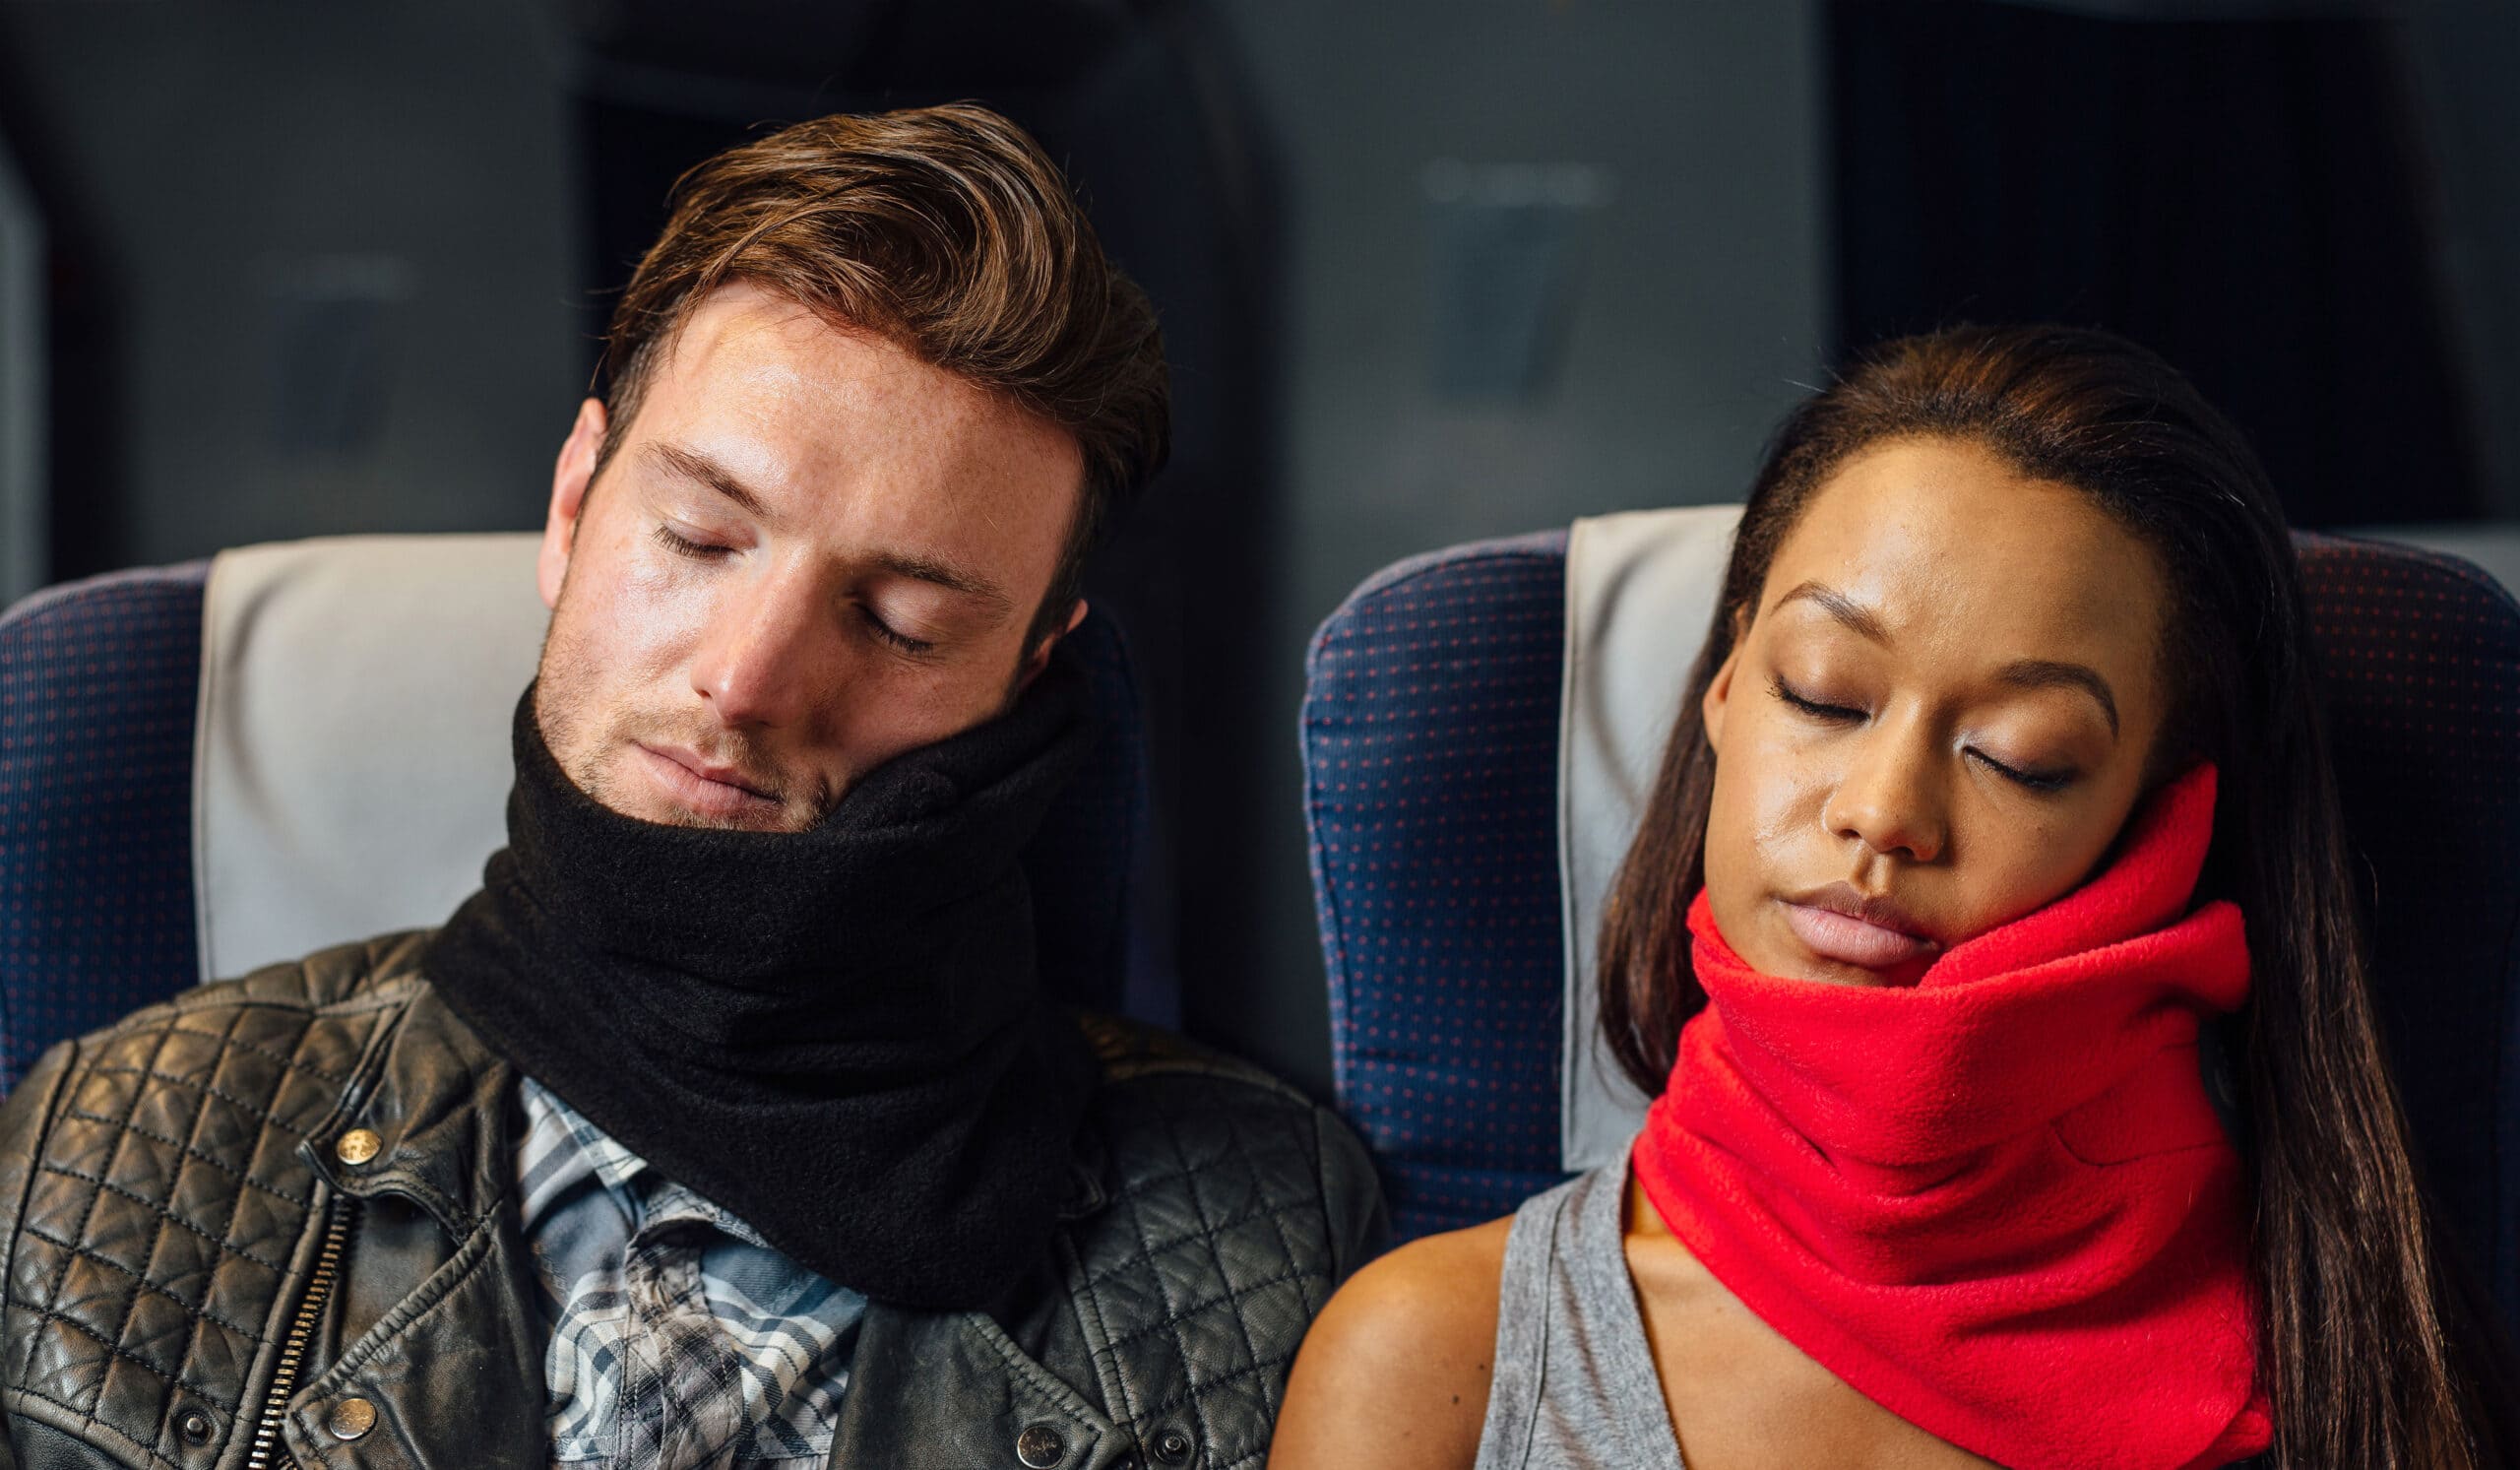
[1632,765,2273,1470]
[426,652,1098,1310]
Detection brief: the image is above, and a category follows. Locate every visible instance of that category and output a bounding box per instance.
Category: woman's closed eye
[1968,747,2077,794]
[1774,674,2080,794]
[1771,675,1864,723]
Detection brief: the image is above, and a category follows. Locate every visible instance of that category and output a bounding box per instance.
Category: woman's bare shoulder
[1266,1214,1515,1470]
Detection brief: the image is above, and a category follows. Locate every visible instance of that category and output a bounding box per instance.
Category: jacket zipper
[245,1193,360,1470]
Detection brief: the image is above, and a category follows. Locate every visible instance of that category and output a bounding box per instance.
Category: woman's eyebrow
[1778,580,1892,645]
[1779,580,2121,736]
[1994,659,2120,737]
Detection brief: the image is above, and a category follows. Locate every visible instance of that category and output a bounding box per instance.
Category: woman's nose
[1821,727,1948,863]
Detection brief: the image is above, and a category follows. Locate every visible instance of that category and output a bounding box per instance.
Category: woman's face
[1701,436,2175,986]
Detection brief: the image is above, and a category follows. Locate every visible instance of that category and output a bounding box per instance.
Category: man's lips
[631,741,784,820]
[1778,883,1942,972]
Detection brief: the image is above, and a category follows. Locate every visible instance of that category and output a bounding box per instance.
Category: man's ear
[1016,599,1090,690]
[539,398,608,610]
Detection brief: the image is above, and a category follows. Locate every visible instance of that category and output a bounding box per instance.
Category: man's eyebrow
[1777,580,1892,646]
[1995,659,2121,737]
[647,442,1015,614]
[648,442,769,519]
[872,550,1014,615]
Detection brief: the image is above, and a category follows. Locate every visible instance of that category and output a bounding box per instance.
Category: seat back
[0,564,209,1089]
[1303,524,2520,1338]
[0,536,1170,1093]
[1304,532,1573,1229]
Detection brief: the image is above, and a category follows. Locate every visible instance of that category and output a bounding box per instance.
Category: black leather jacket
[0,934,1384,1469]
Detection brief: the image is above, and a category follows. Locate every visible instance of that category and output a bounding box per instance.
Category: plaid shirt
[517,1078,867,1468]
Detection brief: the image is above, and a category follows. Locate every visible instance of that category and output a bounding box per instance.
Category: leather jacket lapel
[267,1203,546,1469]
[283,985,545,1467]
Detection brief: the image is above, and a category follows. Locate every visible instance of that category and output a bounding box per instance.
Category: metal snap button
[1153,1425,1195,1463]
[1016,1422,1066,1468]
[326,1397,377,1440]
[334,1128,382,1167]
[176,1407,216,1445]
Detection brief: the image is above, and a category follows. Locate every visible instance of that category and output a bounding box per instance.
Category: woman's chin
[1784,953,1930,989]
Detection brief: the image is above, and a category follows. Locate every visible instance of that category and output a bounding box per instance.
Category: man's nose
[687,568,841,729]
[1820,721,1948,864]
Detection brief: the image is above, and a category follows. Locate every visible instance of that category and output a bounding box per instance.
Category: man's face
[534,282,1086,832]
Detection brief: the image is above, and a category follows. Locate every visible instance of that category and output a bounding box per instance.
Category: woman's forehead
[1762,437,2168,670]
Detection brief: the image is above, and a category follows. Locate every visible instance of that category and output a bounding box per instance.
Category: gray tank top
[1474,1153,1688,1469]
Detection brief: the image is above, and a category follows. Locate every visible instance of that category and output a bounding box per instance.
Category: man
[0,104,1381,1469]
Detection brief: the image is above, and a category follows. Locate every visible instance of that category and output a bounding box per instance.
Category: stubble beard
[532,600,835,834]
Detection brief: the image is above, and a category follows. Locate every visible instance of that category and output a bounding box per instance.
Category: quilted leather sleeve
[0,942,411,1467]
[0,1039,76,1246]
[0,1040,75,1464]
[1309,1099,1387,1284]
[1057,1051,1389,1470]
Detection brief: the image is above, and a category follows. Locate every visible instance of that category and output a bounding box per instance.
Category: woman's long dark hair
[1596,325,2516,1467]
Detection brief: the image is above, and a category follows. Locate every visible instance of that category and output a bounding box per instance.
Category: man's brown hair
[597,102,1169,646]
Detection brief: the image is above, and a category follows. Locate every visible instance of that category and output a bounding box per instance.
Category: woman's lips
[1779,899,1941,971]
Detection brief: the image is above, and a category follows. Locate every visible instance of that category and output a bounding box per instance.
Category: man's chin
[584,746,812,833]
[618,795,800,834]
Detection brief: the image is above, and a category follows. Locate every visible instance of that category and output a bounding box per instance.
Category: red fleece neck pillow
[1631,766,2272,1470]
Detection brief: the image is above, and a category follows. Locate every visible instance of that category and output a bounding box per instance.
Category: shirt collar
[517,1077,775,1249]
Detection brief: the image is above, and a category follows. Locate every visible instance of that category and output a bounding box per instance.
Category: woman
[1270,326,2516,1469]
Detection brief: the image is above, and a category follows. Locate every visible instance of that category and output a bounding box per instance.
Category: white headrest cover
[193,533,548,982]
[1557,505,1740,1170]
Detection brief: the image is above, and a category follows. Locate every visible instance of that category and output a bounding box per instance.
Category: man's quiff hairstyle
[596,102,1169,646]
